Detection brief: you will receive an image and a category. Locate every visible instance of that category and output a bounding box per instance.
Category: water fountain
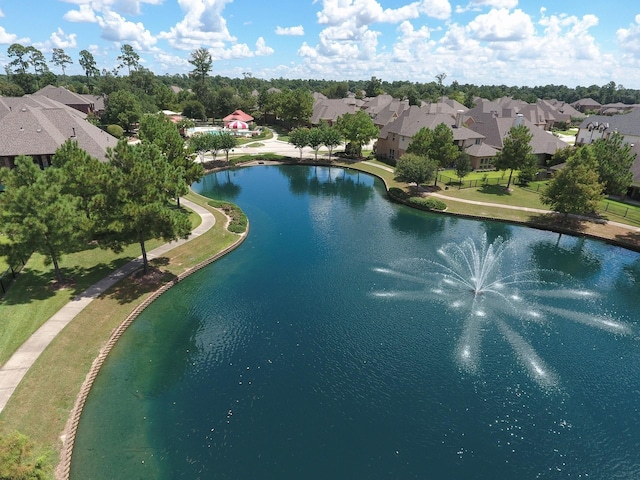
[372,234,632,389]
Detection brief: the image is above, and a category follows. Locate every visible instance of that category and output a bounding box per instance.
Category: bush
[408,196,447,211]
[106,124,124,138]
[388,187,409,200]
[0,432,49,479]
[208,200,248,234]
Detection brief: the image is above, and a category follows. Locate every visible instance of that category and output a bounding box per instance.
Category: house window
[389,149,395,160]
[392,134,396,141]
[475,138,482,145]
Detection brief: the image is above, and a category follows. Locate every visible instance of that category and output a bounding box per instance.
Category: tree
[541,147,603,219]
[0,432,48,479]
[335,110,378,158]
[102,89,142,131]
[138,114,204,206]
[277,88,314,128]
[52,140,107,218]
[117,44,140,75]
[189,133,221,163]
[320,124,343,160]
[189,47,212,89]
[395,153,438,189]
[289,127,310,161]
[428,123,459,185]
[51,48,72,82]
[493,124,534,189]
[454,151,472,186]
[365,76,383,97]
[218,132,237,164]
[7,43,29,74]
[0,156,88,284]
[592,132,636,197]
[181,99,206,120]
[78,49,99,80]
[26,46,48,84]
[307,127,324,162]
[101,140,192,274]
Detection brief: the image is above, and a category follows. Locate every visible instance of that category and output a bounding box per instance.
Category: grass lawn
[437,184,548,209]
[0,191,241,474]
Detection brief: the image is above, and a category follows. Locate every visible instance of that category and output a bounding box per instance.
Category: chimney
[514,113,524,126]
[71,127,76,138]
[455,110,464,128]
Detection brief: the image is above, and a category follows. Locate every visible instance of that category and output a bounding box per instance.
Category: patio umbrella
[227,120,248,129]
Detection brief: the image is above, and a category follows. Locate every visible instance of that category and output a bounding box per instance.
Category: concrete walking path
[0,198,215,414]
[361,161,640,232]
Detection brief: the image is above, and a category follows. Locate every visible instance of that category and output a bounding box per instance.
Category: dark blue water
[71,166,640,479]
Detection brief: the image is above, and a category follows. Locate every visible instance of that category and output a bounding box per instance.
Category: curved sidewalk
[361,161,640,232]
[0,198,215,414]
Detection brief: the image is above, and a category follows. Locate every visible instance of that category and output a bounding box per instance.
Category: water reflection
[278,166,374,209]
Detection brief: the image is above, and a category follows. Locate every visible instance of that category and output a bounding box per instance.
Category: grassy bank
[0,192,241,475]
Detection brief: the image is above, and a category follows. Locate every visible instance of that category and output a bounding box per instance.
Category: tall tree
[592,132,636,197]
[51,48,73,82]
[117,44,140,75]
[101,140,192,274]
[78,49,99,80]
[0,156,88,284]
[52,140,107,219]
[277,88,314,128]
[189,47,213,91]
[102,89,143,131]
[138,113,204,206]
[493,124,534,189]
[541,147,603,219]
[365,76,383,97]
[7,43,29,74]
[26,46,48,82]
[335,110,378,158]
[429,123,459,186]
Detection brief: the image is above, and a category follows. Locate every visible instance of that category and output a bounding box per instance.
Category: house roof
[577,109,640,137]
[34,85,92,107]
[379,105,484,143]
[0,96,118,161]
[465,143,499,157]
[467,113,569,155]
[222,109,253,122]
[571,98,602,108]
[311,97,358,124]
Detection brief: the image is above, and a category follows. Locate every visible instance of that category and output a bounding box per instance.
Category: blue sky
[1,0,640,88]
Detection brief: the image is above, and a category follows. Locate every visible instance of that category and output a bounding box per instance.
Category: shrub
[106,124,124,138]
[408,196,447,211]
[208,200,248,234]
[388,187,409,200]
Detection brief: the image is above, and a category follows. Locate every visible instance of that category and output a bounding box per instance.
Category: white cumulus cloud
[275,25,305,36]
[617,14,640,56]
[467,8,534,41]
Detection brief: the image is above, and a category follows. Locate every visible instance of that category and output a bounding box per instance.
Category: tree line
[0,114,204,283]
[4,42,640,131]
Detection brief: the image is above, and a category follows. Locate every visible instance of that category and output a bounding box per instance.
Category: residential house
[311,94,360,126]
[571,98,602,113]
[575,109,640,146]
[376,105,484,164]
[466,112,569,165]
[33,85,97,116]
[0,96,118,169]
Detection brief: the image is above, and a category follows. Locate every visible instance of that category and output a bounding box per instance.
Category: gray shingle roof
[34,85,92,107]
[577,109,640,137]
[0,96,117,161]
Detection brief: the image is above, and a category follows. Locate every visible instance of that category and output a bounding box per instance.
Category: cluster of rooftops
[2,86,640,180]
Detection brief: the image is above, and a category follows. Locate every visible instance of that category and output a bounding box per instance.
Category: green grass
[0,192,241,476]
[0,206,200,368]
[438,184,548,209]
